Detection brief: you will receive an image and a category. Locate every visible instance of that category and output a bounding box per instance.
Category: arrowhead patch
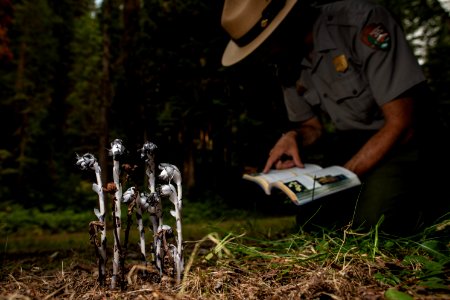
[361,23,391,50]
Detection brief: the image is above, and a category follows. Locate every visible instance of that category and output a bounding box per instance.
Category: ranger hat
[221,0,298,66]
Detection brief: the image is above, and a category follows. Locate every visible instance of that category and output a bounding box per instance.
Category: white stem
[146,158,156,193]
[176,183,182,205]
[174,198,183,281]
[155,226,163,275]
[171,190,183,259]
[153,211,163,275]
[145,152,162,274]
[94,163,106,218]
[111,160,122,289]
[93,162,107,281]
[135,193,146,265]
[159,184,184,280]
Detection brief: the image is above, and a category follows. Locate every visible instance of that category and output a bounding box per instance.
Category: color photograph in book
[242,164,361,206]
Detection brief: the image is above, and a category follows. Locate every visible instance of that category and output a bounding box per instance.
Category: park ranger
[220,0,444,235]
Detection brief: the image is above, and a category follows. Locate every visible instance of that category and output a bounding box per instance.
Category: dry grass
[0,248,387,300]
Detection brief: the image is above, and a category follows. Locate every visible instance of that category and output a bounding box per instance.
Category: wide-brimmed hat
[221,0,298,67]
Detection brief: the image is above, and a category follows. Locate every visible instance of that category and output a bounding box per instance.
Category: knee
[353,202,422,236]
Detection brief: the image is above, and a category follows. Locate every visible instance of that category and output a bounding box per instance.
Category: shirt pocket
[329,72,377,123]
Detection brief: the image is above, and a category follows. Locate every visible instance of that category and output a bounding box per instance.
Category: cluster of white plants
[75,139,183,289]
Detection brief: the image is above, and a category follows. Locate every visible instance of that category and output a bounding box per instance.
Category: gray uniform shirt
[283,0,426,130]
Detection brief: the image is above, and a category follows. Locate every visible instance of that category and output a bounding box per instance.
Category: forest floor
[1,216,450,300]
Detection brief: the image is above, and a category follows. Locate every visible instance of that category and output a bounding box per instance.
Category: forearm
[344,98,415,176]
[344,127,400,176]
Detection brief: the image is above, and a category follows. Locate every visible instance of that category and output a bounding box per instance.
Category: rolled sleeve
[358,6,426,106]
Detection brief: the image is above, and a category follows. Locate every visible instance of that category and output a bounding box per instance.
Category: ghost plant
[108,138,126,289]
[75,153,107,286]
[140,141,158,193]
[120,165,136,258]
[76,140,185,287]
[122,186,147,270]
[157,224,179,279]
[140,142,160,224]
[158,182,184,282]
[122,186,136,244]
[139,141,163,272]
[159,163,182,205]
[158,164,183,252]
[139,190,164,274]
[120,164,147,270]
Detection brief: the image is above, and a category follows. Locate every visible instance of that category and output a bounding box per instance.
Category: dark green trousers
[353,145,422,234]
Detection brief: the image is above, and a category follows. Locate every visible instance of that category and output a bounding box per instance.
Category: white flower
[122,187,136,203]
[159,163,181,183]
[109,139,125,159]
[75,153,97,170]
[140,141,158,160]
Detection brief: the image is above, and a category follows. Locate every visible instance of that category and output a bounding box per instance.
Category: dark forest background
[0,0,449,214]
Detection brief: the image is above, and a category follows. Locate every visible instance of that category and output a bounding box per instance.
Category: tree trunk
[99,0,113,184]
[122,0,143,146]
[15,40,27,181]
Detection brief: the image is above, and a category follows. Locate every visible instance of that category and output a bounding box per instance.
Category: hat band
[232,0,287,47]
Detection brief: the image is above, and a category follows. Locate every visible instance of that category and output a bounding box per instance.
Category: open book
[242,164,361,206]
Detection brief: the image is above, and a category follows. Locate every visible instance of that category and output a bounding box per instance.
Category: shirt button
[352,90,358,95]
[323,93,328,98]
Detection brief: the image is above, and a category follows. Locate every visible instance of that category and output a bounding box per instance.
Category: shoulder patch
[360,23,391,50]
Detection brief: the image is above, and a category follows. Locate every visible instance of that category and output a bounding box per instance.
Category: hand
[263,131,304,173]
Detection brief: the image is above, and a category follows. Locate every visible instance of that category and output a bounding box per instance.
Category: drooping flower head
[158,184,176,198]
[139,191,161,214]
[75,153,97,170]
[158,163,181,184]
[109,139,125,160]
[122,187,136,203]
[140,141,158,161]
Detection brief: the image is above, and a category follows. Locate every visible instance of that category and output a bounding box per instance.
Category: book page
[286,165,359,193]
[309,165,359,181]
[283,174,318,190]
[275,165,356,192]
[284,165,361,205]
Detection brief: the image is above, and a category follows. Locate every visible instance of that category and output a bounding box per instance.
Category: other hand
[263,130,304,173]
